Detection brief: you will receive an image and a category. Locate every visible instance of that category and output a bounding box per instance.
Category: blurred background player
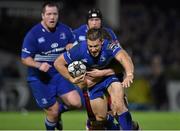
[73,8,139,130]
[21,2,82,130]
[149,54,169,110]
[54,28,135,130]
[73,8,117,43]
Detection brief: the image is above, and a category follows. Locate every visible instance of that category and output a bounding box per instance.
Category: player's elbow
[54,55,64,70]
[21,57,29,66]
[21,58,25,65]
[54,57,60,69]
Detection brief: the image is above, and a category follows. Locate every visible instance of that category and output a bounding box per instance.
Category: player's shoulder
[57,22,73,31]
[73,24,87,33]
[24,23,42,38]
[80,40,87,47]
[103,39,112,47]
[72,41,87,52]
[102,26,118,41]
[75,40,87,48]
[28,23,42,33]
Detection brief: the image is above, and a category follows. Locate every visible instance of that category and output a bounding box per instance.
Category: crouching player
[54,28,139,130]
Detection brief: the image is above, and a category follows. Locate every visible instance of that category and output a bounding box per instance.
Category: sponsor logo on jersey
[38,37,45,44]
[67,51,72,60]
[51,42,58,48]
[41,98,48,105]
[22,48,30,54]
[60,33,66,39]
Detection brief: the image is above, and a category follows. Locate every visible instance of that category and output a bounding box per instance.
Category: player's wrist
[126,72,133,77]
[69,76,75,83]
[35,62,42,69]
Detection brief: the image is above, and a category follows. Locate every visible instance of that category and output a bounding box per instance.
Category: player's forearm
[102,68,115,76]
[124,56,134,76]
[54,56,73,82]
[85,75,101,88]
[21,57,41,68]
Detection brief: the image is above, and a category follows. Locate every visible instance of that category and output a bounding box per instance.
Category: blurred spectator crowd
[119,3,180,79]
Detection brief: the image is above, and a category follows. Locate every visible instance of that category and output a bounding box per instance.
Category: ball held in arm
[68,61,86,77]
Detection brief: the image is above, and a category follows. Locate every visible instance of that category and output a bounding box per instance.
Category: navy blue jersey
[21,22,75,81]
[73,24,118,43]
[64,39,122,70]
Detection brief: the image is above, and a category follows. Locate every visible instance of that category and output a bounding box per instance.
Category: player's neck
[41,21,56,32]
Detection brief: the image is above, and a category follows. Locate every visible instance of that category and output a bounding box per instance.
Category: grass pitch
[0,110,180,130]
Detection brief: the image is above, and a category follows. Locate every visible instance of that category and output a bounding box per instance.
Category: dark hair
[41,1,60,14]
[101,28,112,40]
[86,8,102,21]
[86,28,103,41]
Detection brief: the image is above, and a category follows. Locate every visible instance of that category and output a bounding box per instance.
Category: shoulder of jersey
[57,22,72,30]
[74,40,87,51]
[74,24,87,32]
[30,23,41,32]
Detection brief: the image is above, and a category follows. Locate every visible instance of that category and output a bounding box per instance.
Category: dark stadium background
[0,1,180,129]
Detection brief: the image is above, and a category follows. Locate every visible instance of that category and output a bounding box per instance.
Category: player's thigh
[107,82,127,112]
[90,96,108,121]
[108,82,124,99]
[61,90,81,108]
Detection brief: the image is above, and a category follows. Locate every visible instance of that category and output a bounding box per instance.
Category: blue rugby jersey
[63,39,122,70]
[21,22,75,81]
[73,24,118,44]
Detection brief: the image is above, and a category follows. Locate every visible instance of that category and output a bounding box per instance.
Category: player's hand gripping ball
[68,61,86,77]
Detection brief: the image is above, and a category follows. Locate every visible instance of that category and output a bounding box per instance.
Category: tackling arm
[86,68,115,78]
[115,49,134,88]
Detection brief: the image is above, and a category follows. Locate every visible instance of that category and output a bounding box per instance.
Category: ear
[41,13,44,20]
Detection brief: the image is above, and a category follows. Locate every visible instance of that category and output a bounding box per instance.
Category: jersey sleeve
[106,28,124,49]
[63,44,82,64]
[21,32,37,59]
[107,41,122,57]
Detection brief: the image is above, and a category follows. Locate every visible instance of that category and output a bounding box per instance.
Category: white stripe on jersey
[34,54,60,62]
